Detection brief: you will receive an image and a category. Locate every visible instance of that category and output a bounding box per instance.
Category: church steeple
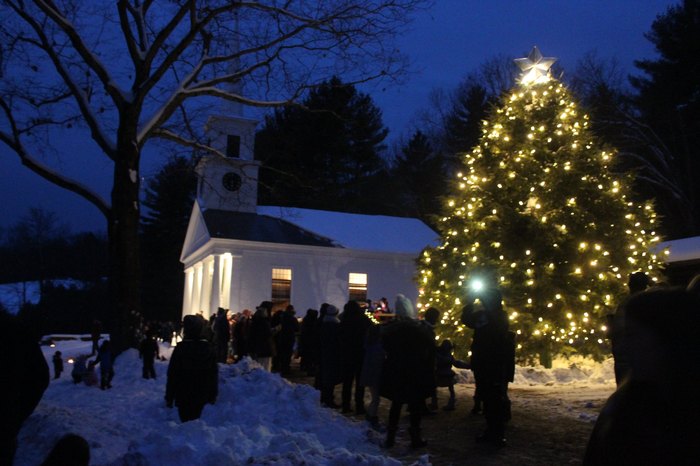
[196,19,261,214]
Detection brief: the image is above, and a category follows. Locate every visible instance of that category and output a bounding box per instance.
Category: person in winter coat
[339,300,372,414]
[90,340,115,390]
[249,301,275,371]
[360,323,384,428]
[319,304,343,408]
[435,340,470,411]
[52,351,64,379]
[165,315,219,422]
[0,312,49,466]
[233,309,252,361]
[276,305,300,376]
[461,285,512,447]
[380,294,435,449]
[607,271,650,386]
[139,331,160,379]
[583,287,700,465]
[90,320,102,355]
[298,309,319,376]
[213,307,231,364]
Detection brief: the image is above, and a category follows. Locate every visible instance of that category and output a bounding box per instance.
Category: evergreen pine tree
[418,48,666,364]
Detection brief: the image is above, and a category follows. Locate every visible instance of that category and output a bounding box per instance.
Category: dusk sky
[0,0,678,234]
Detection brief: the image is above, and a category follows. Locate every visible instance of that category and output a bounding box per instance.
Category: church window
[271,268,292,306]
[226,135,241,158]
[348,273,368,302]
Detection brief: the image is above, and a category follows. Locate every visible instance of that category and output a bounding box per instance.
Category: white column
[192,262,203,315]
[210,254,222,313]
[221,253,233,310]
[200,257,214,319]
[182,267,194,318]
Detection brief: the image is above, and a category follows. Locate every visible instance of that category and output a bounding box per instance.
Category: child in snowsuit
[71,354,89,384]
[435,340,470,411]
[90,340,114,390]
[52,351,64,379]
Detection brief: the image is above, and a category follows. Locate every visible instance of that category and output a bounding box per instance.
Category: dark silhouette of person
[339,300,372,414]
[0,311,50,466]
[213,307,230,364]
[319,304,343,408]
[249,301,275,371]
[275,305,300,376]
[584,286,700,465]
[52,351,64,379]
[139,330,160,379]
[298,309,319,376]
[233,309,252,361]
[40,433,89,466]
[381,294,435,449]
[435,339,470,411]
[608,271,650,385]
[90,319,102,356]
[461,285,511,447]
[165,315,219,422]
[90,340,115,390]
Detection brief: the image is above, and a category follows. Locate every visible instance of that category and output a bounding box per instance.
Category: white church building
[180,112,439,319]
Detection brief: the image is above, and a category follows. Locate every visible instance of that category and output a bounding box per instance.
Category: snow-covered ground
[15,338,615,466]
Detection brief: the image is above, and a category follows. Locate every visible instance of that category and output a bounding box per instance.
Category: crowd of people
[3,269,700,464]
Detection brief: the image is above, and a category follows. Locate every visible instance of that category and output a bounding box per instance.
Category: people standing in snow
[607,271,650,386]
[275,305,300,376]
[90,340,115,390]
[461,285,512,447]
[0,311,50,466]
[298,309,319,376]
[584,286,700,465]
[380,294,435,449]
[165,315,219,422]
[249,301,275,371]
[213,307,231,364]
[233,309,252,361]
[360,323,385,428]
[139,330,160,379]
[52,351,64,379]
[319,304,343,408]
[339,300,372,414]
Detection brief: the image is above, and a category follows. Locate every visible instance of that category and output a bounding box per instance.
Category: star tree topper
[514,46,557,85]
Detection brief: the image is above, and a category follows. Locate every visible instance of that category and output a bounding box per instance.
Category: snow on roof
[656,235,700,263]
[257,206,439,255]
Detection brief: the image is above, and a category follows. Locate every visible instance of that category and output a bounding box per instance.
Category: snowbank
[19,340,428,466]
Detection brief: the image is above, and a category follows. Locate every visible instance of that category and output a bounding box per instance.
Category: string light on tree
[417,47,666,365]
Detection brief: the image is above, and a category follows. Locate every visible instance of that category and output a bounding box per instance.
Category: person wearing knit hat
[394,294,416,320]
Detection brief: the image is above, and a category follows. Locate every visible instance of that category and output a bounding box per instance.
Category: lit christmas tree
[418,47,667,365]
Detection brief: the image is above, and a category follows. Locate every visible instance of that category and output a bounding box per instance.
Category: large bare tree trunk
[109,113,142,352]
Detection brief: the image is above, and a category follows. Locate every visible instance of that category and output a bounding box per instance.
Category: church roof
[202,209,339,248]
[257,206,439,255]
